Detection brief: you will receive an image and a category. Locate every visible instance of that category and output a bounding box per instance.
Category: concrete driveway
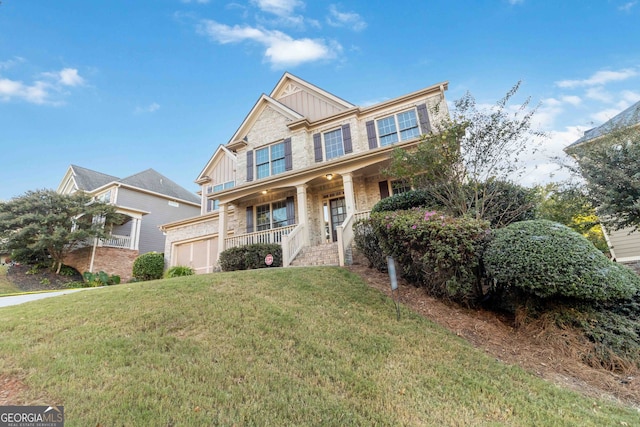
[0,288,96,308]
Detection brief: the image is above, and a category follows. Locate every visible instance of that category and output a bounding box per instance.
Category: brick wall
[64,246,139,283]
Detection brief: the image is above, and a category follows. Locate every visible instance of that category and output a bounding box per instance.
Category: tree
[385,82,544,227]
[534,182,608,253]
[566,110,640,231]
[0,189,120,273]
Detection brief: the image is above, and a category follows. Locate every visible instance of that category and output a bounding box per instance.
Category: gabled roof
[567,100,640,149]
[269,72,354,110]
[196,144,236,184]
[58,165,199,205]
[69,164,119,192]
[119,169,200,204]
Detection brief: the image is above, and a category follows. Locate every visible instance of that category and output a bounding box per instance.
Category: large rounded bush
[132,252,165,281]
[371,189,443,213]
[484,220,640,302]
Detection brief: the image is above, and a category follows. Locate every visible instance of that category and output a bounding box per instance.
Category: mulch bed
[6,264,82,292]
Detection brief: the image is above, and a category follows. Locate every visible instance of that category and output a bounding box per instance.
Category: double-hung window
[256,142,285,179]
[256,200,288,231]
[377,109,420,146]
[324,128,344,160]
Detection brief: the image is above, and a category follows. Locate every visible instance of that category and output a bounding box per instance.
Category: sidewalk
[0,288,96,308]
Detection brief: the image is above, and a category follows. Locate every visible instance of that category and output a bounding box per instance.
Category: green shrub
[132,252,165,281]
[371,189,442,213]
[371,209,490,304]
[353,219,387,271]
[484,220,640,303]
[219,244,282,271]
[82,271,121,287]
[164,266,195,278]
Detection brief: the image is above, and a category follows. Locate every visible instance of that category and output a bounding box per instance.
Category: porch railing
[336,210,371,267]
[282,224,305,267]
[224,224,297,249]
[98,234,132,249]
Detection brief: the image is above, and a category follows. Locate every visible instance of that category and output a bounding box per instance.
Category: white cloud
[590,108,622,123]
[251,0,303,17]
[561,95,582,106]
[621,89,640,104]
[0,57,25,70]
[134,102,161,114]
[58,68,85,86]
[326,5,367,31]
[198,19,340,67]
[585,86,614,103]
[618,1,637,12]
[556,68,638,88]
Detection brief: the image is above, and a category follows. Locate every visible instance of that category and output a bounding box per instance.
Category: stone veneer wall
[64,246,139,283]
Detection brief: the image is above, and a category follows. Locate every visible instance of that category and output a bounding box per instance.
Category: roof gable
[269,72,354,121]
[57,165,119,194]
[196,144,236,183]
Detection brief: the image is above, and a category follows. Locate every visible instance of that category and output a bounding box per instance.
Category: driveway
[0,288,96,308]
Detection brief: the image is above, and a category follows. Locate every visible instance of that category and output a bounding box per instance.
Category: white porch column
[296,184,309,245]
[342,172,356,216]
[217,202,228,256]
[131,217,141,250]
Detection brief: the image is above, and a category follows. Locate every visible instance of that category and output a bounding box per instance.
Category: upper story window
[247,138,292,182]
[313,124,352,163]
[256,142,285,179]
[96,190,112,203]
[377,110,420,146]
[324,128,345,160]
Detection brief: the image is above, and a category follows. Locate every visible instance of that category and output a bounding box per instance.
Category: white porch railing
[337,210,371,267]
[224,224,297,249]
[282,224,305,267]
[99,234,132,249]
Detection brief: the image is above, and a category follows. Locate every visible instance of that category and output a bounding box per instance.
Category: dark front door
[329,197,347,242]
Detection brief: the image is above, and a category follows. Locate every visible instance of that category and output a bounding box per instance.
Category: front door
[329,197,346,242]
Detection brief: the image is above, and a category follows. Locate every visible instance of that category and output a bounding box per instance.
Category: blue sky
[1,0,639,201]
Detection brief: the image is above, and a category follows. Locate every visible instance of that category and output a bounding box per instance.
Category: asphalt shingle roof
[567,100,640,149]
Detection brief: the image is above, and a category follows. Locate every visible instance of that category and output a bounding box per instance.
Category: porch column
[342,172,356,216]
[131,217,141,250]
[296,184,309,245]
[217,202,228,256]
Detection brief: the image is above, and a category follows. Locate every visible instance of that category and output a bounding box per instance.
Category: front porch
[223,210,371,267]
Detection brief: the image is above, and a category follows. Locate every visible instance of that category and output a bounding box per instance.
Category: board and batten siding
[116,188,200,254]
[277,90,347,122]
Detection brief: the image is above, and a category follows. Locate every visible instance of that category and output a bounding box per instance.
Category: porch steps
[290,242,340,267]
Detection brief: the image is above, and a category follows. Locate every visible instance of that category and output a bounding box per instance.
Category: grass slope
[0,265,20,295]
[1,267,638,426]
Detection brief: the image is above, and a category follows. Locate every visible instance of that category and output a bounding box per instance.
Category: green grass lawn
[0,265,20,295]
[0,267,638,426]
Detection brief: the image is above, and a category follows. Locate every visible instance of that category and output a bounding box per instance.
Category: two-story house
[58,165,201,281]
[161,73,449,273]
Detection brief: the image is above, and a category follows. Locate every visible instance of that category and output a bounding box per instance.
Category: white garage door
[174,237,218,274]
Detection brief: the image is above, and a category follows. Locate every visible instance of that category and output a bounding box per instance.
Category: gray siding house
[58,165,200,280]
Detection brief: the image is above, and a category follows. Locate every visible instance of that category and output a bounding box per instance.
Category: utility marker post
[387,256,400,321]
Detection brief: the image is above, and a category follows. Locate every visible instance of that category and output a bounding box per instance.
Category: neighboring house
[58,165,201,281]
[565,100,640,269]
[161,72,449,273]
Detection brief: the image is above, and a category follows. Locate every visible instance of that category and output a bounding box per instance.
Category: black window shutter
[417,103,431,134]
[284,138,292,171]
[342,124,352,154]
[286,196,295,225]
[366,120,377,149]
[246,150,254,182]
[313,133,323,162]
[246,206,254,233]
[379,181,390,199]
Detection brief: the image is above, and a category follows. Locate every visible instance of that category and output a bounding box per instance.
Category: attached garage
[173,237,218,274]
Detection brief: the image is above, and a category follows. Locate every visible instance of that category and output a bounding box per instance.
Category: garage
[173,237,218,274]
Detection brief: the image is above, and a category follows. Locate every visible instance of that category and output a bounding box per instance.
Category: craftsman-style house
[58,165,200,281]
[161,73,449,273]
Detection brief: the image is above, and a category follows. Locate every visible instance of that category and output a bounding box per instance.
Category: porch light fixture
[326,174,333,180]
[261,190,268,194]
